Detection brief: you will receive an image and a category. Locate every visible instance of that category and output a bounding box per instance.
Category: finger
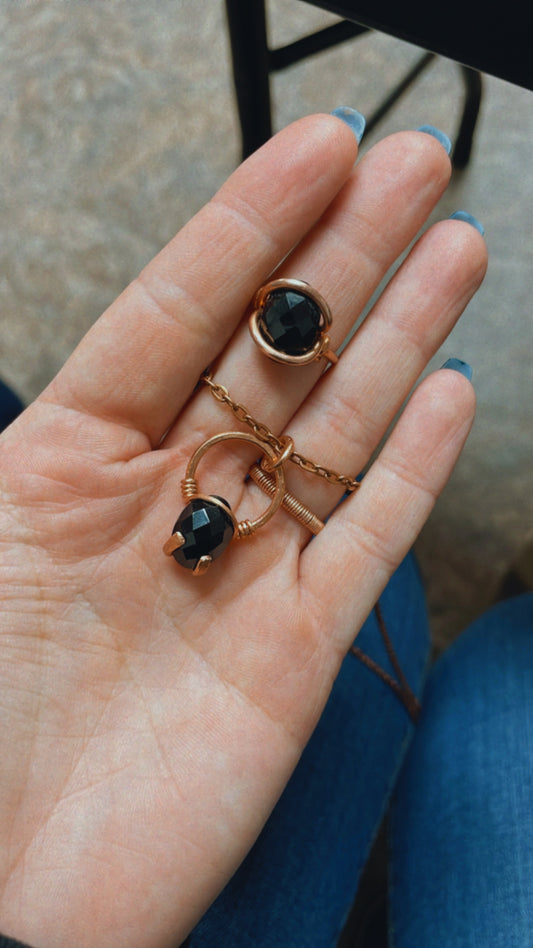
[168,130,452,466]
[44,114,359,446]
[301,367,477,656]
[266,216,487,529]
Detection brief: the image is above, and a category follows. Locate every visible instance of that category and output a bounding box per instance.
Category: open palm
[0,115,486,947]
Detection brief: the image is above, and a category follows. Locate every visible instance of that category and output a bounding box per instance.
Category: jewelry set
[163,278,359,575]
[162,277,421,722]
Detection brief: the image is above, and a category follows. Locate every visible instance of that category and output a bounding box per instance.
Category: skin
[0,115,487,947]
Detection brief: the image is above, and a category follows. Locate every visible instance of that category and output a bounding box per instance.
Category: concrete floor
[2,1,532,649]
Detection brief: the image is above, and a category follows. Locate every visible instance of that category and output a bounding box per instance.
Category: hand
[0,115,486,947]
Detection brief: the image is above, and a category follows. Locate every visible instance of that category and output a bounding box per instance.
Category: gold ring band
[248,278,337,368]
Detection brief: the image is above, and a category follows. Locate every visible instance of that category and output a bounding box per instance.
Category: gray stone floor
[2,1,532,649]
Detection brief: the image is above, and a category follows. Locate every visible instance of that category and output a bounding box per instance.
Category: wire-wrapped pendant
[164,431,286,575]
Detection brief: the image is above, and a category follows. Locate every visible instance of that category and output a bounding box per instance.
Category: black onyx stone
[261,289,323,356]
[171,497,234,571]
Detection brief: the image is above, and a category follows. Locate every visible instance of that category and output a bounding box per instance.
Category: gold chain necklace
[200,371,360,493]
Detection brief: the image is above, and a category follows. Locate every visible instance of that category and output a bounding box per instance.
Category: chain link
[201,372,359,492]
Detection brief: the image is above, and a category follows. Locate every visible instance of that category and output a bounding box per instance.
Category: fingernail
[417,125,452,155]
[449,210,485,236]
[440,357,473,381]
[331,107,366,144]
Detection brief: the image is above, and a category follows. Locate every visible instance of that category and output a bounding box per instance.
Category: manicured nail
[449,210,485,236]
[416,125,452,156]
[331,107,366,144]
[440,357,473,381]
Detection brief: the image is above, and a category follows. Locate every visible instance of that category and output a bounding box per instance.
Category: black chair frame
[225,0,482,168]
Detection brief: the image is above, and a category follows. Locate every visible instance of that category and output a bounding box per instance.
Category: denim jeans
[390,592,533,947]
[190,553,430,946]
[190,575,533,945]
[0,380,23,431]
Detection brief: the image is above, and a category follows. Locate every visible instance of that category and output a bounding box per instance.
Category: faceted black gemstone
[260,289,323,356]
[172,497,234,571]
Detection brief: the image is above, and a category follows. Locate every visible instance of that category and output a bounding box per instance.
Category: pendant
[164,431,286,575]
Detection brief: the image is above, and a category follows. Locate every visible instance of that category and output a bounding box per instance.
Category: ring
[248,278,338,367]
[164,431,286,575]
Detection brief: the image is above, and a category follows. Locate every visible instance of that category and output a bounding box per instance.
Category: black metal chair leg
[225,0,272,160]
[224,2,483,169]
[365,51,436,136]
[452,66,483,169]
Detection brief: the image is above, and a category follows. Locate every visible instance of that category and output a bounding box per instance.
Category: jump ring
[261,435,294,472]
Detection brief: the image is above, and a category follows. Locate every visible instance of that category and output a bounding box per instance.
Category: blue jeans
[191,572,533,945]
[0,380,23,431]
[191,553,430,946]
[390,592,533,947]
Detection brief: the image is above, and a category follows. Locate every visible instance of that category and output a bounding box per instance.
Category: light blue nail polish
[449,210,485,236]
[331,107,366,144]
[416,125,452,156]
[440,357,473,381]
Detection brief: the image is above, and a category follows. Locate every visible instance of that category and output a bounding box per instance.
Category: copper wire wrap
[248,462,325,535]
[180,476,199,500]
[235,519,255,539]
